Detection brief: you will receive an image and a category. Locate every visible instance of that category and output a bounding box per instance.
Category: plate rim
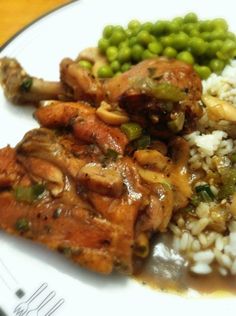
[0,0,79,52]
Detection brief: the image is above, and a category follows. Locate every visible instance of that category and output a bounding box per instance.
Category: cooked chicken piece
[0,191,126,273]
[60,58,104,105]
[60,57,203,133]
[105,58,201,104]
[35,102,128,154]
[0,146,30,187]
[1,57,202,134]
[0,57,67,104]
[78,163,123,197]
[0,123,192,273]
[18,156,65,197]
[0,130,135,274]
[16,128,88,178]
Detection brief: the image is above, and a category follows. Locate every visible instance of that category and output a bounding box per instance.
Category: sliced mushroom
[202,95,236,122]
[96,101,129,126]
[18,156,64,197]
[137,167,171,187]
[134,149,169,171]
[78,163,123,197]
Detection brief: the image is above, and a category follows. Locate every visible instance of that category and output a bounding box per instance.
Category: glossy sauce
[135,234,236,296]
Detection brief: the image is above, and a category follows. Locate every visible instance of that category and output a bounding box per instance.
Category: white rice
[203,60,236,106]
[169,61,236,276]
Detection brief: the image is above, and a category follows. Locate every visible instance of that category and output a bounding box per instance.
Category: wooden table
[0,0,71,46]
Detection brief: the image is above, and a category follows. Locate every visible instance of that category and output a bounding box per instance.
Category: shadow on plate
[0,232,128,290]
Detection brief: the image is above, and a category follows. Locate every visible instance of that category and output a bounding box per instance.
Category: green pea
[129,36,138,47]
[125,29,133,38]
[212,18,228,32]
[131,44,145,62]
[148,41,163,54]
[210,29,226,40]
[110,60,121,72]
[142,49,156,60]
[121,62,132,72]
[97,65,113,78]
[153,20,167,35]
[106,46,118,62]
[142,22,154,33]
[128,20,141,31]
[194,65,211,79]
[199,20,214,32]
[150,35,157,42]
[183,12,198,23]
[200,32,212,41]
[160,35,173,47]
[166,21,181,33]
[182,23,196,35]
[221,39,236,53]
[217,39,236,60]
[98,38,109,53]
[172,32,189,50]
[114,25,125,32]
[103,25,114,39]
[118,47,131,63]
[206,39,223,57]
[137,30,153,46]
[118,40,129,49]
[110,30,126,46]
[189,37,207,55]
[189,29,200,37]
[209,59,225,74]
[226,32,236,40]
[78,60,92,70]
[172,17,184,25]
[177,51,194,65]
[163,47,177,58]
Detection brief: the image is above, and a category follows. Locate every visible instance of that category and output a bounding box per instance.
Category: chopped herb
[230,153,236,163]
[15,218,30,233]
[133,135,151,149]
[44,225,52,234]
[183,204,195,213]
[14,184,45,203]
[104,148,119,161]
[58,246,72,257]
[167,112,185,133]
[101,148,119,166]
[217,168,236,199]
[190,194,201,207]
[132,77,186,102]
[147,67,156,77]
[121,122,143,141]
[53,208,62,219]
[195,184,215,202]
[20,77,33,92]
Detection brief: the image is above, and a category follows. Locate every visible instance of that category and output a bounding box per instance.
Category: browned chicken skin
[0,100,192,274]
[0,56,202,134]
[0,126,174,274]
[0,54,196,275]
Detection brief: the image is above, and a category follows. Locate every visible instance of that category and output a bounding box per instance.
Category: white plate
[0,0,236,315]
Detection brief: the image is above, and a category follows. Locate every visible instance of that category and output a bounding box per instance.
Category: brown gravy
[135,234,236,296]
